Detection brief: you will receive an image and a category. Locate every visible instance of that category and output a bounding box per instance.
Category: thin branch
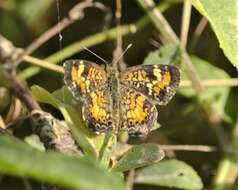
[160,144,217,152]
[112,0,127,70]
[137,0,205,92]
[15,50,238,89]
[137,0,228,149]
[24,55,64,73]
[2,1,179,81]
[126,169,135,190]
[12,1,111,68]
[45,23,137,64]
[8,1,177,81]
[22,56,238,88]
[180,0,192,47]
[10,78,41,111]
[180,78,238,88]
[0,35,81,157]
[189,17,208,53]
[45,1,176,64]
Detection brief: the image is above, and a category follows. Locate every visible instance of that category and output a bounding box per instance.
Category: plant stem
[0,35,81,156]
[137,0,228,150]
[45,1,177,64]
[137,0,205,92]
[180,78,238,88]
[15,1,178,80]
[46,24,138,64]
[189,17,208,53]
[24,55,63,73]
[12,1,110,68]
[160,144,217,152]
[20,54,238,89]
[180,0,192,47]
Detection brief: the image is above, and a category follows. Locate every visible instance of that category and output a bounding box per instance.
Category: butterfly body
[64,60,180,136]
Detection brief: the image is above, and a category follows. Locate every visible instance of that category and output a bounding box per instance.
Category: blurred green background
[0,0,237,190]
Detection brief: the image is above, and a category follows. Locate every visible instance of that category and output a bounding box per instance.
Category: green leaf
[31,85,60,108]
[143,43,180,65]
[53,86,75,105]
[111,144,164,172]
[99,133,117,168]
[135,159,203,190]
[192,0,238,69]
[24,134,45,152]
[53,87,108,156]
[0,134,126,190]
[179,56,231,123]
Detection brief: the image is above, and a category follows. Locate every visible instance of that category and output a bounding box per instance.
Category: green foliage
[143,43,180,65]
[30,85,203,189]
[180,56,232,122]
[111,144,164,172]
[0,134,126,190]
[135,159,203,189]
[192,0,238,69]
[0,1,237,190]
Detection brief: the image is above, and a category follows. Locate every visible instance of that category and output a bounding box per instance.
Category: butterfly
[64,60,180,136]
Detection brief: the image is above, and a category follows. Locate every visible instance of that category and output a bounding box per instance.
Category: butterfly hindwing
[82,86,113,133]
[119,86,158,136]
[119,65,180,105]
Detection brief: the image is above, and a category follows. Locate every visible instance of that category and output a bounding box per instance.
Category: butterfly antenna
[80,45,109,65]
[112,43,132,65]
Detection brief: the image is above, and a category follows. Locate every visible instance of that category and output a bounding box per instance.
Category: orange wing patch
[71,64,87,95]
[83,88,113,133]
[125,70,149,82]
[125,92,148,125]
[88,90,109,123]
[120,87,157,136]
[120,65,180,105]
[87,67,105,81]
[152,69,171,96]
[64,60,107,100]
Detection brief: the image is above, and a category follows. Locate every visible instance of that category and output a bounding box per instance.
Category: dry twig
[180,0,192,47]
[137,0,228,149]
[11,1,111,68]
[0,35,81,156]
[189,17,208,53]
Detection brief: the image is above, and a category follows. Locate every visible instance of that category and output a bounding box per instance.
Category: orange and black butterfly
[64,60,180,136]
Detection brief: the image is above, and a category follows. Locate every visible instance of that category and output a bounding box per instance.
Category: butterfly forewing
[64,60,107,101]
[119,65,180,105]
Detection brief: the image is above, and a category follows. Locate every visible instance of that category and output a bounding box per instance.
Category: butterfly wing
[119,65,180,105]
[82,86,113,133]
[64,60,107,101]
[120,86,158,136]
